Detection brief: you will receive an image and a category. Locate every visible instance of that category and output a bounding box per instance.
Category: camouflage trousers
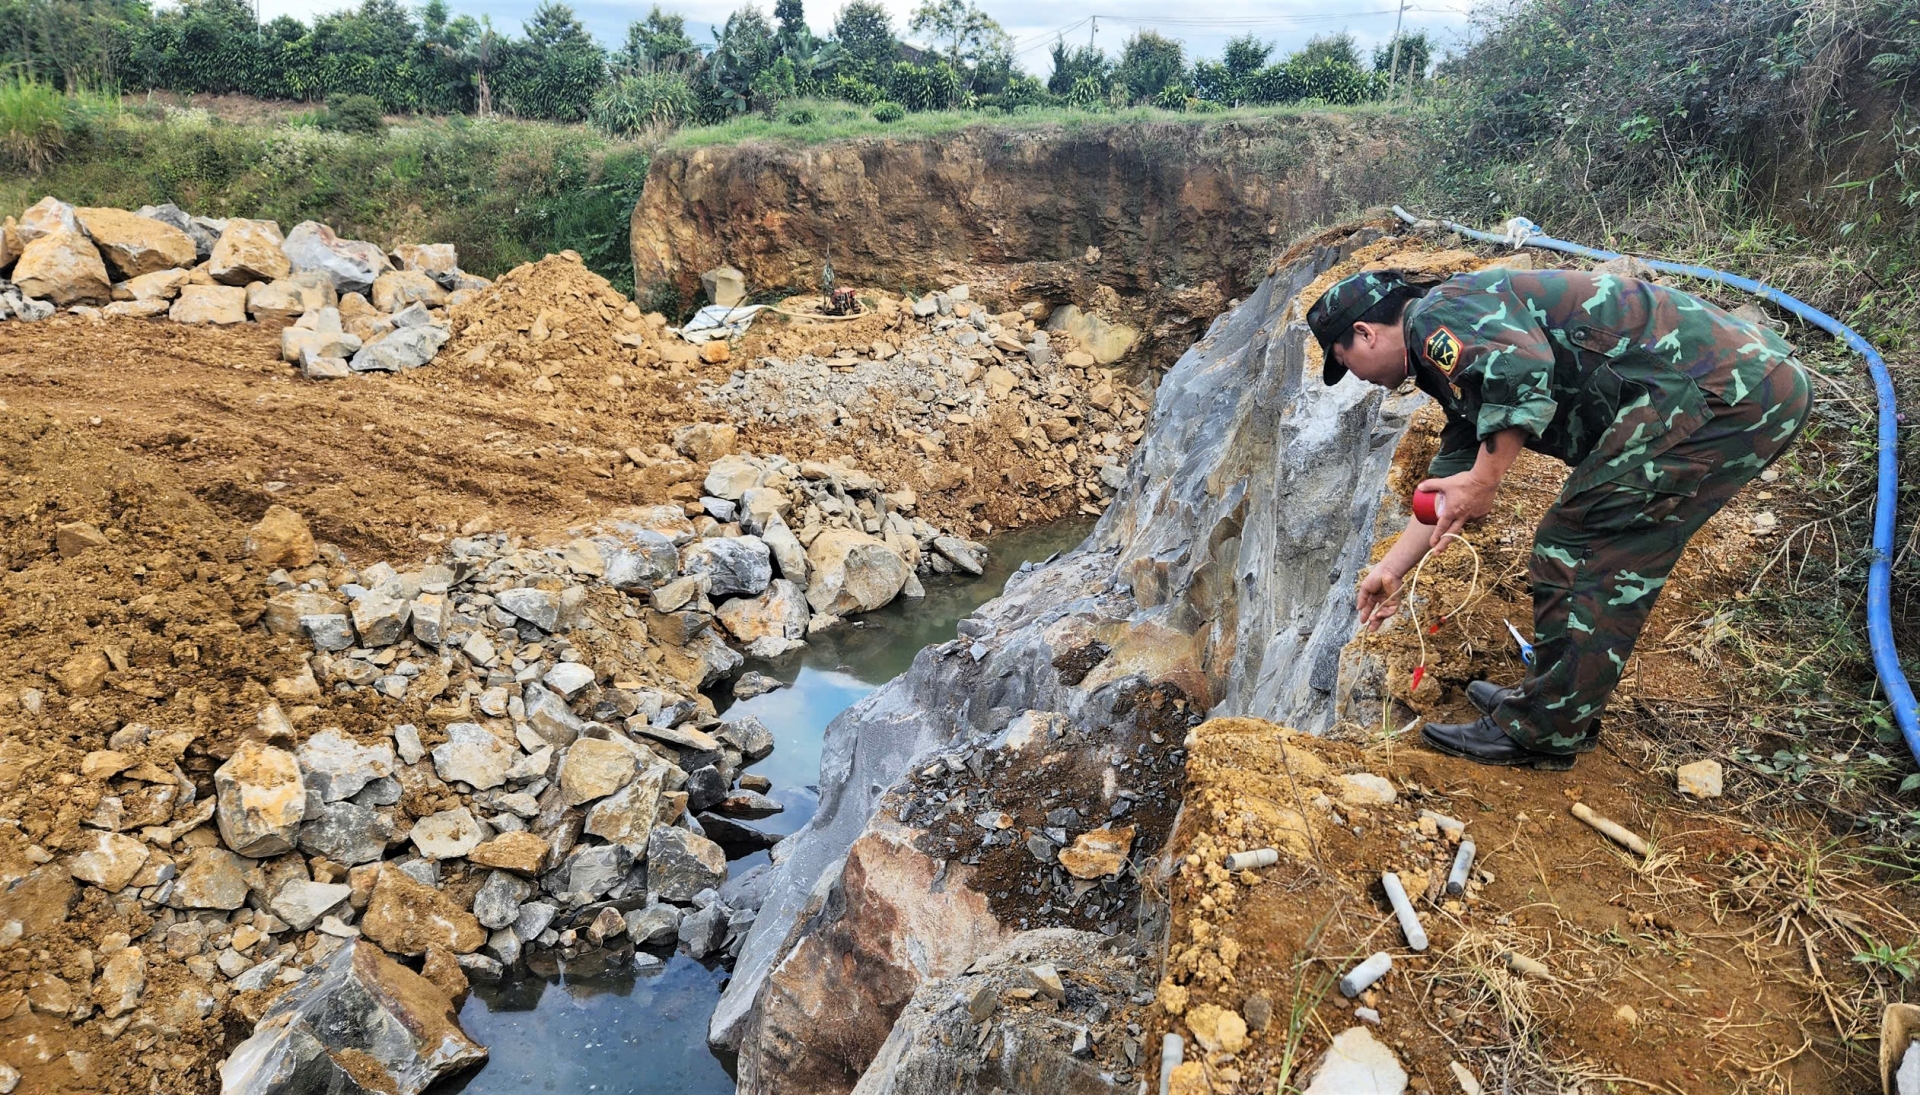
[1493,361,1813,753]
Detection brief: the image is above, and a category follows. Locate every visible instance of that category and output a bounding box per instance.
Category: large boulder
[717,579,810,644]
[74,206,196,278]
[12,230,111,305]
[361,864,485,955]
[216,940,486,1095]
[392,243,459,289]
[282,221,393,295]
[1045,304,1138,364]
[214,742,307,857]
[600,528,681,591]
[682,536,772,598]
[371,270,448,313]
[804,530,908,616]
[123,268,191,302]
[247,279,327,323]
[430,723,516,791]
[17,196,76,243]
[647,826,727,902]
[135,203,218,260]
[349,324,449,372]
[170,284,248,325]
[297,728,395,802]
[0,216,16,272]
[210,218,290,285]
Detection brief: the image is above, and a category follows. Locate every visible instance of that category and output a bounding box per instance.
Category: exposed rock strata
[714,227,1416,1093]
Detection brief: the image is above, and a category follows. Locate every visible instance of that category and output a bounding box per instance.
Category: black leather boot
[1421,715,1577,771]
[1467,680,1518,716]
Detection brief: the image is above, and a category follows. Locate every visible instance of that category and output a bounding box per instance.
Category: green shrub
[870,100,904,123]
[785,107,816,125]
[320,94,386,136]
[1152,84,1191,112]
[591,70,695,136]
[0,76,73,174]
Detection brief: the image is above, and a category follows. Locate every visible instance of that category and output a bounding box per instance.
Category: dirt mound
[443,252,661,393]
[0,411,308,1095]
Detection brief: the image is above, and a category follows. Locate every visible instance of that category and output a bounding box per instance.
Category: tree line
[0,0,1432,133]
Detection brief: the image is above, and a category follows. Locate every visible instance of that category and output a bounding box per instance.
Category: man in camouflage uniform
[1307,266,1812,769]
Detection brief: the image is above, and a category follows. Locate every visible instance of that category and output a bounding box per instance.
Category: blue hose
[1390,206,1920,765]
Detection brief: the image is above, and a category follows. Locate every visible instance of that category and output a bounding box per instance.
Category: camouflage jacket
[1406,268,1795,496]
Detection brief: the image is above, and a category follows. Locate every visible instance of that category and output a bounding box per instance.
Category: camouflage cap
[1307,270,1405,385]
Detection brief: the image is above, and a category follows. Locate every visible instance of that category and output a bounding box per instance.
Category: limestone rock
[496,587,560,631]
[134,202,218,259]
[216,940,485,1095]
[169,846,251,909]
[647,826,727,902]
[543,661,595,699]
[559,738,637,806]
[68,830,149,892]
[1056,825,1134,880]
[215,742,307,857]
[411,807,485,860]
[683,536,773,598]
[75,207,196,278]
[431,723,516,790]
[760,517,809,589]
[1337,772,1396,807]
[101,299,170,319]
[248,505,317,567]
[392,242,460,288]
[282,221,393,295]
[124,267,190,302]
[297,728,395,802]
[13,229,111,305]
[1302,1027,1407,1095]
[18,196,77,242]
[298,799,395,866]
[247,278,323,323]
[717,579,810,644]
[1046,305,1138,364]
[210,218,289,285]
[702,264,747,307]
[471,870,531,931]
[931,536,987,576]
[349,323,449,372]
[372,269,449,313]
[1676,760,1723,799]
[95,947,146,1019]
[361,865,486,956]
[602,528,681,591]
[584,761,670,853]
[805,529,908,616]
[716,716,776,762]
[271,880,351,931]
[703,454,767,500]
[55,521,109,557]
[625,901,683,944]
[170,283,248,324]
[469,831,548,876]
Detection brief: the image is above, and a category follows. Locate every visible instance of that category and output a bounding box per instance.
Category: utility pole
[1386,0,1406,96]
[1089,16,1097,51]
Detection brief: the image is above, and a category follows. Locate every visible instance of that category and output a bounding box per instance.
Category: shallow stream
[436,518,1094,1094]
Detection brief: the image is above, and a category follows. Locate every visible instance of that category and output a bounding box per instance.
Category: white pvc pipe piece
[1338,951,1393,997]
[1224,848,1278,871]
[1446,840,1477,895]
[1381,872,1428,951]
[1158,1033,1184,1095]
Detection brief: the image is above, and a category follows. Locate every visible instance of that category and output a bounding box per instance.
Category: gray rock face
[349,324,449,372]
[431,723,516,790]
[603,529,681,591]
[216,940,485,1095]
[297,800,394,866]
[496,587,560,631]
[473,870,533,930]
[714,233,1413,1084]
[282,221,393,295]
[296,728,395,802]
[270,880,351,931]
[647,827,727,903]
[682,536,773,598]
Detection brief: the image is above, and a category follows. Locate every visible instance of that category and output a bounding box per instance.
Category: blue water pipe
[1390,206,1920,765]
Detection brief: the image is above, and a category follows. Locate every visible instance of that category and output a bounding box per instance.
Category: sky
[246,0,1479,76]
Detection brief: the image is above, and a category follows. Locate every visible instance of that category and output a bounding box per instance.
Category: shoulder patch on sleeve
[1423,325,1463,374]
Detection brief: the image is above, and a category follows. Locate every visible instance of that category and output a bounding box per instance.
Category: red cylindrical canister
[1412,489,1443,524]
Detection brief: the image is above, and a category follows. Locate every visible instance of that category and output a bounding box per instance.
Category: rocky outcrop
[632,115,1415,370]
[714,225,1416,1091]
[218,940,485,1095]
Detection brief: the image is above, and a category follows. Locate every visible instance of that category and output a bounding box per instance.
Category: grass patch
[0,102,652,294]
[666,98,1395,149]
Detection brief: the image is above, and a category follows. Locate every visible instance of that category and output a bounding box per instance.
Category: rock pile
[704,284,1151,517]
[0,195,486,380]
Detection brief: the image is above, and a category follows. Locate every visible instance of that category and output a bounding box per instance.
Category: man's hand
[1416,468,1499,552]
[1357,564,1405,632]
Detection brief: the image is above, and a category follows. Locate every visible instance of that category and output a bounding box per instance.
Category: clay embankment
[632,113,1417,375]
